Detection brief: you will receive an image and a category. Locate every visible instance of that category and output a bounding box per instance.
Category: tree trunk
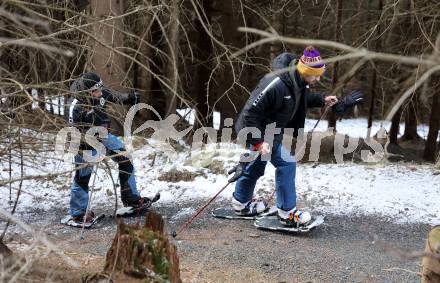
[424,90,440,161]
[367,0,383,138]
[387,64,426,145]
[351,0,362,45]
[389,108,402,144]
[328,0,343,130]
[384,0,410,49]
[89,0,127,134]
[85,212,181,282]
[131,5,155,123]
[215,0,243,130]
[195,0,213,128]
[89,0,126,89]
[165,0,180,117]
[269,1,284,61]
[421,226,440,283]
[401,103,422,141]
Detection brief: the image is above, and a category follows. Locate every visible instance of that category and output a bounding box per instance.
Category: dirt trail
[3,202,430,283]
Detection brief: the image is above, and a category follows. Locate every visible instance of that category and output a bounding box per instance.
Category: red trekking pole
[171,152,255,238]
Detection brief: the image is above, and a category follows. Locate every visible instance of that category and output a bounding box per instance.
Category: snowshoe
[254,215,325,233]
[212,206,277,220]
[116,192,160,217]
[61,211,105,228]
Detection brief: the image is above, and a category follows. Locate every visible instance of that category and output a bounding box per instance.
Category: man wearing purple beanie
[233,46,364,227]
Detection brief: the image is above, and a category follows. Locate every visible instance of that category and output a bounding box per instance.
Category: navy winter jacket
[235,53,325,146]
[68,88,135,132]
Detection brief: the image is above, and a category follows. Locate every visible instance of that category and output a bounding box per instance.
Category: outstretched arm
[307,93,338,108]
[332,90,364,116]
[307,93,325,108]
[102,89,140,105]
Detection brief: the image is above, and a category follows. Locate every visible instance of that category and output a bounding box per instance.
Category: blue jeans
[233,144,297,211]
[70,133,140,216]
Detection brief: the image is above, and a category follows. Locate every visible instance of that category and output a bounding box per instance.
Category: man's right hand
[253,142,271,155]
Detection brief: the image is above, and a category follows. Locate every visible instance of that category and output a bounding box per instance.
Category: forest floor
[3,199,431,283]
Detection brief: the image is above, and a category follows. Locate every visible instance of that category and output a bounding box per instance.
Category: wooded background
[0,0,439,161]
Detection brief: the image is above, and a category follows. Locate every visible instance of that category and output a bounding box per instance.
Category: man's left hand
[324,96,338,107]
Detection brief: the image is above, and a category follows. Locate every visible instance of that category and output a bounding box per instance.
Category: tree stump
[422,226,440,283]
[84,212,181,283]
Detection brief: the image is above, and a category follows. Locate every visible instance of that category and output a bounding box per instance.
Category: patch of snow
[31,89,39,109]
[177,108,221,130]
[295,163,440,224]
[171,207,197,221]
[213,111,220,130]
[177,108,195,125]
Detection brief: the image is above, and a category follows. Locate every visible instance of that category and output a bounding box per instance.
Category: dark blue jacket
[235,53,324,146]
[67,89,135,132]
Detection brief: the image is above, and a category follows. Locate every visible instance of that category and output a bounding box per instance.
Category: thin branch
[235,27,439,67]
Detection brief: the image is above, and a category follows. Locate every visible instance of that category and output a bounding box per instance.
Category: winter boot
[278,208,312,227]
[232,196,267,216]
[117,193,160,217]
[72,211,95,225]
[123,197,152,209]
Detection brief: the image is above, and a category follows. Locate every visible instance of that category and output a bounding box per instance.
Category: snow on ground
[0,119,439,225]
[297,163,440,224]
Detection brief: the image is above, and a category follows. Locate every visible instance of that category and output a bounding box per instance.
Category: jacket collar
[288,60,307,89]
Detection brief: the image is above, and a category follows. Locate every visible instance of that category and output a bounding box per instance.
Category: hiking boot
[232,196,267,216]
[72,211,95,225]
[123,197,152,209]
[278,208,312,227]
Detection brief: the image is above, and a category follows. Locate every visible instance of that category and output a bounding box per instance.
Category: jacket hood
[271,52,305,89]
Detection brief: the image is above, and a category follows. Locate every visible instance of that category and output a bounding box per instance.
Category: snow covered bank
[297,163,440,224]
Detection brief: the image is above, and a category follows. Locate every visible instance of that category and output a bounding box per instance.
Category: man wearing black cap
[66,72,148,226]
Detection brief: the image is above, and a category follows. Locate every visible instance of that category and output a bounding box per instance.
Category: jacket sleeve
[242,77,283,145]
[68,99,91,133]
[102,88,136,105]
[307,92,325,108]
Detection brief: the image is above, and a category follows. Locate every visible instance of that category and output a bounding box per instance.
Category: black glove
[227,153,251,183]
[333,90,364,116]
[127,91,140,105]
